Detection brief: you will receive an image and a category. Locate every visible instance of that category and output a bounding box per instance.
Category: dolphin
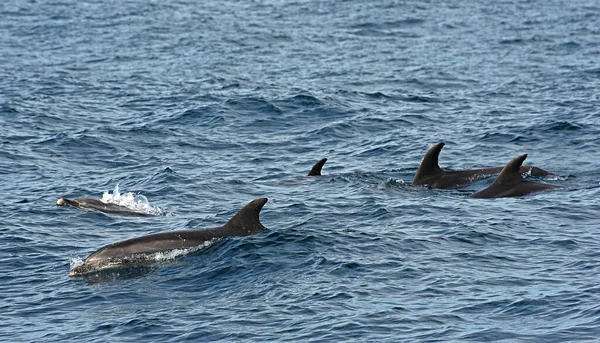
[307,158,327,176]
[57,197,155,217]
[69,198,268,277]
[412,143,552,189]
[470,155,561,198]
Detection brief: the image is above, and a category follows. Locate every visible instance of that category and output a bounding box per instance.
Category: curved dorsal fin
[413,143,444,184]
[224,198,268,234]
[493,154,527,185]
[307,158,327,176]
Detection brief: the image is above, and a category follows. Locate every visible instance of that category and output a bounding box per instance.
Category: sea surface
[1,0,600,342]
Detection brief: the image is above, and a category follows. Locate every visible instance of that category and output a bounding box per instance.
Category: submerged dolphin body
[69,198,269,276]
[57,197,155,217]
[470,155,561,198]
[307,158,328,176]
[412,143,551,189]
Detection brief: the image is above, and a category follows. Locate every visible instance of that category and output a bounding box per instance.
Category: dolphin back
[58,197,154,217]
[69,198,270,276]
[471,154,560,198]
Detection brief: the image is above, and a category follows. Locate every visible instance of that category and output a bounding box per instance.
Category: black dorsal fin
[412,143,444,184]
[492,154,528,185]
[307,158,327,176]
[224,198,268,234]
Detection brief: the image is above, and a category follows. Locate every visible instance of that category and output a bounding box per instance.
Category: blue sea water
[1,0,600,341]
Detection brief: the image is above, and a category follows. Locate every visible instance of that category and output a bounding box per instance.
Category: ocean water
[1,0,600,341]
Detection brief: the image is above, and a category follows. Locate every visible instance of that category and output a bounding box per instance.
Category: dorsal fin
[492,154,528,185]
[413,143,444,184]
[307,158,327,176]
[224,198,268,234]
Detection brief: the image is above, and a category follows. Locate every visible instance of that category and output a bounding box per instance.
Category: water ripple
[1,0,600,342]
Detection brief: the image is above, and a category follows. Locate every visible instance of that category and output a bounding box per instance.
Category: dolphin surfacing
[470,155,561,198]
[412,143,552,189]
[57,197,156,217]
[69,198,269,277]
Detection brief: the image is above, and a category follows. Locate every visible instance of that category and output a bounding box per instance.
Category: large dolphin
[412,143,551,189]
[470,155,561,198]
[57,197,156,217]
[69,198,268,276]
[307,158,327,176]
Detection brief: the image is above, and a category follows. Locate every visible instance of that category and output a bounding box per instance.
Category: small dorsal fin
[307,158,327,176]
[413,143,444,184]
[493,154,528,185]
[224,198,268,234]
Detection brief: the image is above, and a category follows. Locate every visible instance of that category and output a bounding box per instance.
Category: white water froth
[70,256,84,269]
[102,184,164,215]
[150,239,219,262]
[543,174,570,181]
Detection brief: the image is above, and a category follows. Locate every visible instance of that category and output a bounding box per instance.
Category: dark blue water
[2,0,600,341]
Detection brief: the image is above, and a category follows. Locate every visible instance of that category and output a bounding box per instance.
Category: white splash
[101,184,164,215]
[70,256,84,269]
[543,174,570,181]
[150,239,218,262]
